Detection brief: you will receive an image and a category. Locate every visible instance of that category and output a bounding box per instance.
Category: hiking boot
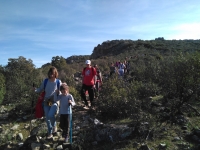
[47,134,53,139]
[83,106,89,110]
[65,135,69,143]
[52,126,57,133]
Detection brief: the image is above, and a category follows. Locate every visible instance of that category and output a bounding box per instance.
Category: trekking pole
[30,83,35,134]
[69,104,73,144]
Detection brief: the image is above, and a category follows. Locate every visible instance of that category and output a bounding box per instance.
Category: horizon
[1,0,200,68]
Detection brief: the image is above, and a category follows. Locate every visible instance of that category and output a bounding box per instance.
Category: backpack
[35,78,60,118]
[119,64,125,69]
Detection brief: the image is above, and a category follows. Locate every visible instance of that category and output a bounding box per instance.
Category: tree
[159,52,200,108]
[4,56,37,104]
[0,73,5,104]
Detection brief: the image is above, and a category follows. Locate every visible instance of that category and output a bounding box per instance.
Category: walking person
[110,62,118,77]
[34,66,62,139]
[93,64,103,98]
[56,83,75,142]
[81,60,97,109]
[118,62,126,78]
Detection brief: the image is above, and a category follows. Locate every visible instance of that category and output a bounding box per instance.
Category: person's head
[60,83,69,95]
[48,66,58,79]
[94,64,98,68]
[85,60,91,67]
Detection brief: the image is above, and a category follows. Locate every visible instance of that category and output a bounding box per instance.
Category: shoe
[83,106,89,110]
[52,126,57,133]
[47,134,53,139]
[65,136,69,142]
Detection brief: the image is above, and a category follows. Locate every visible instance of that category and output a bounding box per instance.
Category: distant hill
[64,39,200,64]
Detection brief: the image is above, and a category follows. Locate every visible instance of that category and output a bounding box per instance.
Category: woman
[34,66,62,139]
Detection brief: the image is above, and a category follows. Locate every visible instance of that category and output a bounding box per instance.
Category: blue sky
[1,0,200,68]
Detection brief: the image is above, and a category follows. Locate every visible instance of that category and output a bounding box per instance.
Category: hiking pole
[69,104,73,144]
[30,83,35,134]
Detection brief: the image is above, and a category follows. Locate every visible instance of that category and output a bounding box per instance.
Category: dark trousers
[81,84,94,106]
[59,114,69,136]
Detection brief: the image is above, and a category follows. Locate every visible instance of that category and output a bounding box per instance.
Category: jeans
[43,103,57,134]
[118,69,124,78]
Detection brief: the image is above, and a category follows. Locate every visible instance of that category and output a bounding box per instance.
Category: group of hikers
[110,59,130,77]
[33,58,130,142]
[33,60,103,142]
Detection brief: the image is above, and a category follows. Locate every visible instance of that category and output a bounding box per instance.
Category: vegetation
[1,39,200,149]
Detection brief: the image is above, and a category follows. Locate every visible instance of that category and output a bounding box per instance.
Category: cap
[85,60,91,64]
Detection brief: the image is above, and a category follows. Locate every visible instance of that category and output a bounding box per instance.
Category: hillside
[1,38,200,149]
[65,39,200,64]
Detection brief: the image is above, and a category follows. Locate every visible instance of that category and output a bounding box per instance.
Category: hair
[60,83,69,92]
[48,66,58,78]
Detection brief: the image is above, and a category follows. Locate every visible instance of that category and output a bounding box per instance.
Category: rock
[31,142,42,150]
[17,133,23,141]
[10,124,19,130]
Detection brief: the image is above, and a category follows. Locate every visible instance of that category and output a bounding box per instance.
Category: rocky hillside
[63,39,200,65]
[91,39,200,59]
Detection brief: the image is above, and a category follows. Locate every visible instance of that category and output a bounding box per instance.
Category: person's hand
[55,89,59,94]
[32,87,36,92]
[69,100,72,105]
[93,84,96,89]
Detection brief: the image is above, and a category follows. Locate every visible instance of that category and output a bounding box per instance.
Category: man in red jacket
[81,60,97,109]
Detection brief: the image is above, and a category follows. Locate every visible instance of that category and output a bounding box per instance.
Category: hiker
[93,64,103,98]
[56,83,75,142]
[110,62,118,77]
[118,62,126,78]
[34,66,62,139]
[125,60,130,74]
[115,60,120,68]
[81,60,97,109]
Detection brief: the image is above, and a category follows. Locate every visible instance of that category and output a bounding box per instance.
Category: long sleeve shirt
[56,94,75,114]
[36,78,61,102]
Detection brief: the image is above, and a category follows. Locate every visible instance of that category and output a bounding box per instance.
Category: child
[56,83,75,142]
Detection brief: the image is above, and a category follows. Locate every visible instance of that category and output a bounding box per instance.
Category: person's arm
[69,94,76,106]
[35,80,45,93]
[99,72,103,84]
[93,68,97,87]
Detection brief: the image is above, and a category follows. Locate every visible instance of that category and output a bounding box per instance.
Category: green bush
[96,78,142,120]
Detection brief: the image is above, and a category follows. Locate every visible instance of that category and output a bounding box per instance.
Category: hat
[85,60,91,64]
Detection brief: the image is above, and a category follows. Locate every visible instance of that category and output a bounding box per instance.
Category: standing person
[118,62,126,78]
[93,64,103,98]
[81,60,97,109]
[34,66,62,139]
[110,62,117,77]
[56,83,75,142]
[125,60,130,74]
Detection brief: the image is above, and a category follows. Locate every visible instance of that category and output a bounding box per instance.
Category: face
[50,72,56,78]
[61,88,68,95]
